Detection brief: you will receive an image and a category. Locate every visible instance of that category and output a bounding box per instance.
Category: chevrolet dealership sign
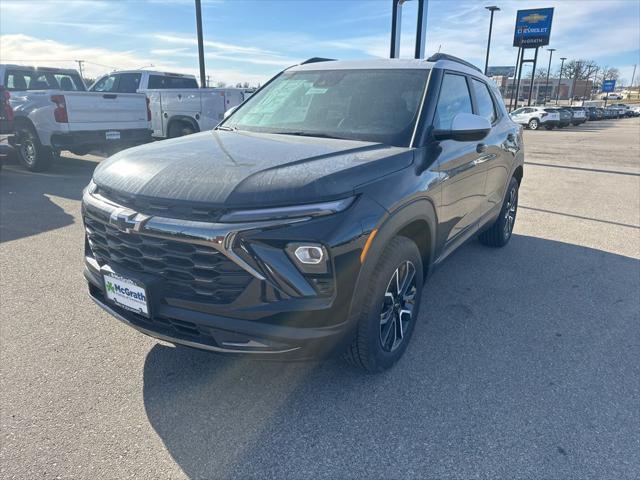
[513,8,554,47]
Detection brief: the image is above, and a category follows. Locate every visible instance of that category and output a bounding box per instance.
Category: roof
[106,69,197,78]
[0,64,80,74]
[288,56,485,78]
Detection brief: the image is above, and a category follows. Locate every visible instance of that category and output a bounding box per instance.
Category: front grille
[96,186,225,222]
[85,215,252,304]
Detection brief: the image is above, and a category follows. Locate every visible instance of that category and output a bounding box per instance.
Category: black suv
[83,55,524,372]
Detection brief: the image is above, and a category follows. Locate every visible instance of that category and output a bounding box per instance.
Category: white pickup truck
[88,70,252,139]
[1,65,151,171]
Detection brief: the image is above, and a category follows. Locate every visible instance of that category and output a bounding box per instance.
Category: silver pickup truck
[1,65,151,171]
[89,70,252,139]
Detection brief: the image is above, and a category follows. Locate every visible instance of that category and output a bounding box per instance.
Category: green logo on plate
[106,281,115,294]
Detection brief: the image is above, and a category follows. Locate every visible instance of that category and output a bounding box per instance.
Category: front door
[434,73,489,246]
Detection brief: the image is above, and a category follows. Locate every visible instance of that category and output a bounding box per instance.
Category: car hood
[93,130,413,208]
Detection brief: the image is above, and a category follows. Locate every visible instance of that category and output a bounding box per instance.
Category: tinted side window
[116,73,141,93]
[471,79,497,123]
[148,75,199,89]
[433,73,472,130]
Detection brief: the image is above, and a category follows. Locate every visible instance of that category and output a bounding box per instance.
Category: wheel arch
[13,116,41,142]
[167,115,200,137]
[343,198,437,340]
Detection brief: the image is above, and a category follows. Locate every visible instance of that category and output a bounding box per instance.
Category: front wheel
[17,126,52,172]
[528,118,539,130]
[343,236,423,373]
[479,177,519,248]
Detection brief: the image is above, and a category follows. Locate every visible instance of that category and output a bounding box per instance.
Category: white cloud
[0,34,269,86]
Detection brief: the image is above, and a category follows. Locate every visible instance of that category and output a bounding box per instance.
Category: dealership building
[489,73,594,103]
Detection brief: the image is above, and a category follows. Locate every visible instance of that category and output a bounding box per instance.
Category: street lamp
[484,6,500,76]
[555,56,567,105]
[543,48,555,104]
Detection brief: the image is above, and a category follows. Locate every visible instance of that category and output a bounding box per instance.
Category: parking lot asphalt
[1,118,639,480]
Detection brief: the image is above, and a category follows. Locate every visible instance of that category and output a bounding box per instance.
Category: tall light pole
[543,48,555,104]
[195,0,206,88]
[555,56,566,104]
[484,6,500,75]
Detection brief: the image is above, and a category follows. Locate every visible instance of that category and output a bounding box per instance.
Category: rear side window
[433,73,472,130]
[471,79,497,123]
[148,75,198,89]
[116,73,141,93]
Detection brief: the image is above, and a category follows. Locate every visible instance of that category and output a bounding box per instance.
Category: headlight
[219,197,355,223]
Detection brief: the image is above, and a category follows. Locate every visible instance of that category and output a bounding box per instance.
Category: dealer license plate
[103,272,149,317]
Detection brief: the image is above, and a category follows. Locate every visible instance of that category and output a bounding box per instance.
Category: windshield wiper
[216,125,237,131]
[275,131,345,140]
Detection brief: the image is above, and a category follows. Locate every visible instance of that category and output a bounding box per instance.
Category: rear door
[469,77,511,216]
[435,72,489,245]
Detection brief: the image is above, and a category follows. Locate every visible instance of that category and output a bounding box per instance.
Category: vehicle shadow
[0,152,100,243]
[141,234,639,479]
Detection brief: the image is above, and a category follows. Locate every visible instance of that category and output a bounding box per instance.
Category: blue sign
[513,8,554,47]
[602,80,616,92]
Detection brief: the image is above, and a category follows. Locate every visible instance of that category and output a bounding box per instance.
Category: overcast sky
[1,0,639,86]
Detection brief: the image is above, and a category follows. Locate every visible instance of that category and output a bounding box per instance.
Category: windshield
[221,69,429,147]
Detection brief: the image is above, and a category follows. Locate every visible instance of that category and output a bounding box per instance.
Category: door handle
[476,143,487,153]
[473,154,495,166]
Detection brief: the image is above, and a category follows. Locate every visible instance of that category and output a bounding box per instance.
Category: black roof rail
[427,53,482,73]
[300,57,336,65]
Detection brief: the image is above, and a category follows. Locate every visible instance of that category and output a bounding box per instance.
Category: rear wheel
[344,236,423,373]
[527,118,539,130]
[479,176,519,248]
[168,121,196,138]
[16,126,52,172]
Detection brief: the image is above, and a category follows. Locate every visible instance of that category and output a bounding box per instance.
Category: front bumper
[51,128,151,150]
[83,188,384,357]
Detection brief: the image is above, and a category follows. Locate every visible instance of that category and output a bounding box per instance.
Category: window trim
[469,76,499,125]
[431,70,474,132]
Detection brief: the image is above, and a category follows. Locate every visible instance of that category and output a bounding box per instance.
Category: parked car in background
[1,64,151,171]
[82,55,524,372]
[585,106,603,121]
[545,107,572,128]
[89,70,253,139]
[510,106,559,130]
[567,107,587,125]
[0,85,15,170]
[601,92,623,100]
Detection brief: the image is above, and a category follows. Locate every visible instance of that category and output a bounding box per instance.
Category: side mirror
[224,106,238,119]
[433,113,491,142]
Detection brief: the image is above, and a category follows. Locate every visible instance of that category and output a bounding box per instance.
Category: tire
[343,236,424,373]
[168,121,196,138]
[479,177,519,248]
[544,125,554,130]
[16,126,52,172]
[527,118,539,130]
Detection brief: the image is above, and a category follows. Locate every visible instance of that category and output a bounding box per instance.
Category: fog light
[294,245,324,264]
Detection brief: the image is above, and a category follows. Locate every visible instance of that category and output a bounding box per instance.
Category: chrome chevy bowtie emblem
[109,208,148,233]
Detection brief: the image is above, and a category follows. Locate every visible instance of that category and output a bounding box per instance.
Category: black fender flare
[344,198,438,332]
